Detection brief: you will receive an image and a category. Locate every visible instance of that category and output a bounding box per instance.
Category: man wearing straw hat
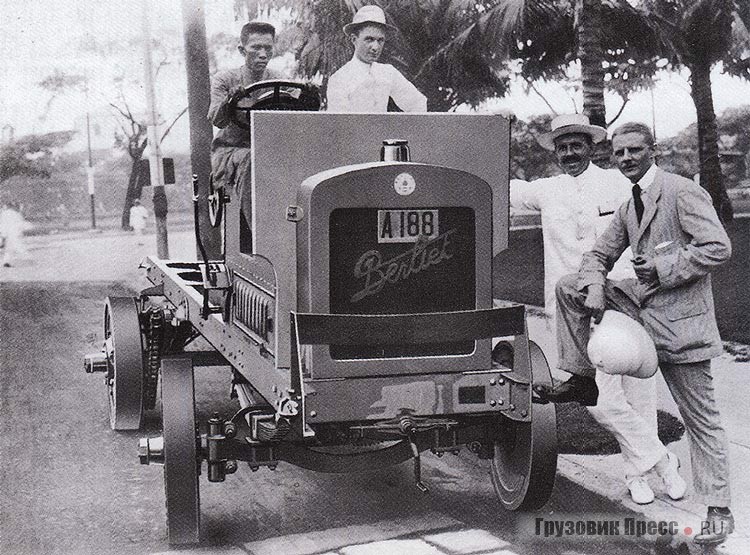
[327,5,426,112]
[510,114,684,505]
[545,121,733,545]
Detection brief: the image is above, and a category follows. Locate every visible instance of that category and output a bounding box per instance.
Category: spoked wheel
[103,297,144,431]
[161,356,200,545]
[491,340,557,510]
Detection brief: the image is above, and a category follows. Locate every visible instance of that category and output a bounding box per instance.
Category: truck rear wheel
[103,297,144,430]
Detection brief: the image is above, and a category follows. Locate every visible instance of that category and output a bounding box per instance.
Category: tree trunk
[121,156,144,230]
[690,60,733,223]
[153,185,169,257]
[181,0,220,258]
[576,0,610,167]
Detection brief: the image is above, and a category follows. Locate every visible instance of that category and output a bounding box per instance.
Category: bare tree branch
[606,93,630,127]
[154,54,170,80]
[522,75,559,116]
[160,106,188,142]
[108,101,132,122]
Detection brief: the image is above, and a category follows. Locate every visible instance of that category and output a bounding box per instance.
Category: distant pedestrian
[0,202,32,267]
[129,199,149,236]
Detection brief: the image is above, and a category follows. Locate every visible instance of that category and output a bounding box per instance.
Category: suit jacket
[578,167,732,364]
[510,163,635,318]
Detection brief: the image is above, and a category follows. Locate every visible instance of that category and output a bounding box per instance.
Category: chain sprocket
[142,307,165,411]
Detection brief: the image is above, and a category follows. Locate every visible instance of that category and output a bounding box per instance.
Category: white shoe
[655,452,687,500]
[627,476,655,504]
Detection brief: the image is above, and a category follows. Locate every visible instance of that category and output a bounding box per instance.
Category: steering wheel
[229,80,321,129]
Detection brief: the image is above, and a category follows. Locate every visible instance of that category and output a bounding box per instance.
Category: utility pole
[180,0,220,259]
[77,4,98,232]
[141,0,169,258]
[85,108,96,229]
[650,87,657,142]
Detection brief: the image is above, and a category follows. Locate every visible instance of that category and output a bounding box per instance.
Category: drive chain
[143,307,164,411]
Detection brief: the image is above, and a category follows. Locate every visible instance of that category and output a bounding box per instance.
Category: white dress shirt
[326,57,427,113]
[510,163,635,318]
[636,163,658,191]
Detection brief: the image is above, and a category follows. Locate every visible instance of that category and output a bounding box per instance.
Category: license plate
[377,209,439,243]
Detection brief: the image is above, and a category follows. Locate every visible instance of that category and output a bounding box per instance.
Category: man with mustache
[510,114,682,505]
[326,5,426,113]
[546,121,733,545]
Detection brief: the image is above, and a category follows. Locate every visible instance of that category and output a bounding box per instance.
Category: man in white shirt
[327,5,426,113]
[510,114,683,505]
[0,202,31,267]
[129,199,149,236]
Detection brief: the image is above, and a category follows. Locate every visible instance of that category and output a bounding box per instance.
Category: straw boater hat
[343,5,397,35]
[538,113,607,151]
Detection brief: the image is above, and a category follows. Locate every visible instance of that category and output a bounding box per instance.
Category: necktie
[632,184,644,225]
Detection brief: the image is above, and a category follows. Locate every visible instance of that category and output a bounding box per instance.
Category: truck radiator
[233,277,273,343]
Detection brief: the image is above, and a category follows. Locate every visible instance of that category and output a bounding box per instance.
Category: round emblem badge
[394,172,416,196]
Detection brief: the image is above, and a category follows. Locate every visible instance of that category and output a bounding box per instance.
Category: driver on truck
[207,21,284,193]
[326,5,426,113]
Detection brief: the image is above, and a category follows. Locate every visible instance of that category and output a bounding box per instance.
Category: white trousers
[588,371,666,478]
[529,313,666,479]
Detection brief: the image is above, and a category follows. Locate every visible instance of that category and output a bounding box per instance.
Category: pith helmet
[587,310,658,379]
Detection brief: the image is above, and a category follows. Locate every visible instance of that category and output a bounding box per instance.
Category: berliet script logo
[350,229,456,303]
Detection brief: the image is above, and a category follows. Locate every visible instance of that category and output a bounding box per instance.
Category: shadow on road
[0,281,662,555]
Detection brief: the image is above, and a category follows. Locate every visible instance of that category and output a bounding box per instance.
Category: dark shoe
[491,341,514,369]
[693,507,734,546]
[534,375,598,406]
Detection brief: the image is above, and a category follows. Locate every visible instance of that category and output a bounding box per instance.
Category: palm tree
[279,0,514,110]
[244,1,658,117]
[419,0,662,169]
[240,0,748,219]
[636,0,750,222]
[577,0,606,127]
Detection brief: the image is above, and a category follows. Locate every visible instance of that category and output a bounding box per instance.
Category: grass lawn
[493,218,750,345]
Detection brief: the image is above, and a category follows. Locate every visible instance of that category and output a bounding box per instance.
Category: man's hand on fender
[584,283,606,323]
[632,254,658,285]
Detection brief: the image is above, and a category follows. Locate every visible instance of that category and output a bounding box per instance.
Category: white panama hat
[538,113,607,151]
[343,5,397,35]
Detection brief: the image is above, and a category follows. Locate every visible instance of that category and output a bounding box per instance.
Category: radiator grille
[233,279,273,342]
[328,206,476,359]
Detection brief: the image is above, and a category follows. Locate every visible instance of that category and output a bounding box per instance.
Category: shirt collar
[241,65,269,84]
[637,164,657,190]
[350,56,374,72]
[568,162,596,181]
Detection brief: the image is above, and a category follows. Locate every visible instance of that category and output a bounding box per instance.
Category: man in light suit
[539,122,734,546]
[510,114,680,504]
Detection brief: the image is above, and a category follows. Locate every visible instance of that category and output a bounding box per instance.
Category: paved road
[0,230,721,555]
